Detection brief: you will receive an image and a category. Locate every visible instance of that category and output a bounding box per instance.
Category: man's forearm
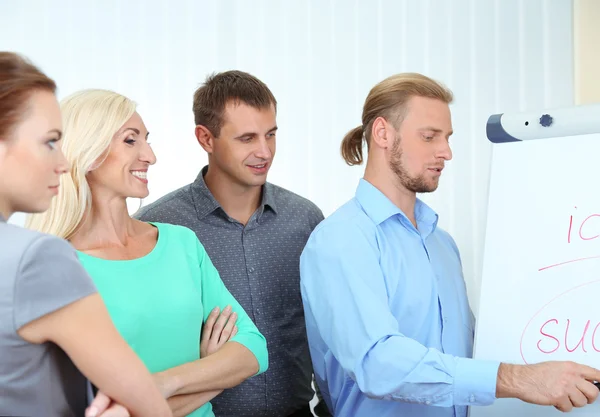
[496,363,520,399]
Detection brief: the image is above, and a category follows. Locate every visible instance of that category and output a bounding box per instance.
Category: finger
[97,404,130,417]
[579,364,600,383]
[86,391,111,417]
[569,387,588,408]
[211,306,232,341]
[577,380,599,404]
[201,307,220,343]
[231,325,239,339]
[219,312,238,344]
[555,396,573,413]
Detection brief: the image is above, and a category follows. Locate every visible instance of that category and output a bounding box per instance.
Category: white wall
[0,0,574,314]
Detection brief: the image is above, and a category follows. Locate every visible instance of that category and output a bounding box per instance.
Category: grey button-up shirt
[135,166,324,417]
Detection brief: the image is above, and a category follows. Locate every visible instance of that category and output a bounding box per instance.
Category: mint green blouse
[78,222,268,417]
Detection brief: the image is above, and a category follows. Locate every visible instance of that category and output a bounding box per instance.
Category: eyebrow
[48,129,62,140]
[123,127,150,139]
[234,125,278,140]
[419,127,453,137]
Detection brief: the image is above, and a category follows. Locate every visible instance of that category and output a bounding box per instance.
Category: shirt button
[248,267,255,273]
[425,400,431,405]
[470,395,475,403]
[255,308,261,315]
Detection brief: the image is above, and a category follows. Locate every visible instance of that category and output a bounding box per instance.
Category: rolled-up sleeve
[300,221,498,407]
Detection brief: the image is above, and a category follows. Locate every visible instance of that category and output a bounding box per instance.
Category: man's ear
[196,125,215,154]
[370,116,394,150]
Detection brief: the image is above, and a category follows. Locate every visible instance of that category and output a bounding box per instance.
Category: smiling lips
[131,170,148,184]
[248,162,269,174]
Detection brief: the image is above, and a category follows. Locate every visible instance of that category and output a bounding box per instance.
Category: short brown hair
[0,52,56,140]
[193,70,277,137]
[341,73,453,166]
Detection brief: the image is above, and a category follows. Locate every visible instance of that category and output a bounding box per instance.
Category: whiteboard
[472,133,600,416]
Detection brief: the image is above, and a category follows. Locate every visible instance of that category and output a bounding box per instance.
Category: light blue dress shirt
[300,179,500,417]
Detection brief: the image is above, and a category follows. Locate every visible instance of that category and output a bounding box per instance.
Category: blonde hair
[26,89,136,239]
[341,73,453,166]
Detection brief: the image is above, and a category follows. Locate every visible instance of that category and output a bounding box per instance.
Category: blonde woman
[0,53,171,417]
[27,89,268,417]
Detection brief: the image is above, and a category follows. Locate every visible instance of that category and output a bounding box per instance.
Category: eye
[422,134,434,141]
[240,136,252,143]
[267,132,276,139]
[125,136,136,145]
[46,138,59,150]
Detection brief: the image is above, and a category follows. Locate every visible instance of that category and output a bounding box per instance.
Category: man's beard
[388,135,438,193]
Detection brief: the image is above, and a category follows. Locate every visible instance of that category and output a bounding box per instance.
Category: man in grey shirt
[136,71,330,417]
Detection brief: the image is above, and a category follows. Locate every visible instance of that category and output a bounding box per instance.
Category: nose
[255,137,273,160]
[55,147,69,175]
[140,141,157,165]
[438,140,452,161]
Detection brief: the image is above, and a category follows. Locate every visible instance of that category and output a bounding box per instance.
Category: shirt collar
[355,178,438,236]
[191,165,278,219]
[414,198,439,238]
[355,179,402,225]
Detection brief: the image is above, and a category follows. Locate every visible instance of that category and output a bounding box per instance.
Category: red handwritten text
[568,207,600,243]
[539,207,600,271]
[537,318,600,354]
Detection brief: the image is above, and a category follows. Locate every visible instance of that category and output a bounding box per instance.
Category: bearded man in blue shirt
[299,72,600,417]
